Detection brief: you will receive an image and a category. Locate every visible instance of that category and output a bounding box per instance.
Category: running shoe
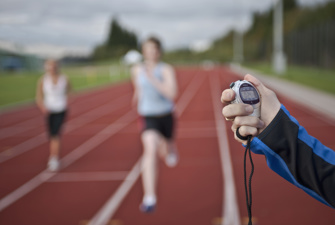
[48,157,60,172]
[165,151,179,167]
[139,203,156,213]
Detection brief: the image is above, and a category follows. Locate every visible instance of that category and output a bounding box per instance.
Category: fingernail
[246,105,253,113]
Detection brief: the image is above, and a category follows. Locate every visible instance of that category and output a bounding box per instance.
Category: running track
[0,66,334,225]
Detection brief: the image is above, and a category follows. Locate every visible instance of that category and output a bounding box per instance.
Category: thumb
[244,74,267,96]
[243,74,281,129]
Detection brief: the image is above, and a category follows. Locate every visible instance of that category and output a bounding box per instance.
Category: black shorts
[47,111,67,138]
[142,113,174,140]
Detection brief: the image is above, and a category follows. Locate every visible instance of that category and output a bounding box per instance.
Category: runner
[35,59,71,172]
[131,36,179,212]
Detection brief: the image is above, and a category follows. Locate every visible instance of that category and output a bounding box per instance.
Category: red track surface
[0,66,334,225]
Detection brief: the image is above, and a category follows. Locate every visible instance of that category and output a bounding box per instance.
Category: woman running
[131,36,179,212]
[36,59,71,172]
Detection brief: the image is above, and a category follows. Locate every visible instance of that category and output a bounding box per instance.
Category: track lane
[0,100,134,199]
[0,68,198,225]
[87,69,207,225]
[0,81,131,137]
[1,66,335,225]
[0,92,132,161]
[110,69,225,225]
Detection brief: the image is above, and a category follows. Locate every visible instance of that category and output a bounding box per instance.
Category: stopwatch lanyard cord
[244,135,254,225]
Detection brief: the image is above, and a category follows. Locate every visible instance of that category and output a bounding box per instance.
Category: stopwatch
[230,80,261,118]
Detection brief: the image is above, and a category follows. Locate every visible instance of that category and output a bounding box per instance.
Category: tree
[284,0,297,12]
[93,17,138,60]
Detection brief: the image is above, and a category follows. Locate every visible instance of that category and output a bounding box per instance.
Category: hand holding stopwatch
[230,80,261,118]
[230,80,261,141]
[229,80,261,225]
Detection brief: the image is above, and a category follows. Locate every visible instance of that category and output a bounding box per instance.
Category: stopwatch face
[239,83,260,104]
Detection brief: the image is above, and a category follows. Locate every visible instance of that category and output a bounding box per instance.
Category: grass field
[244,63,335,95]
[0,64,130,108]
[1,62,334,108]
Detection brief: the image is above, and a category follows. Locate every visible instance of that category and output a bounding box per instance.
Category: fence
[285,21,335,68]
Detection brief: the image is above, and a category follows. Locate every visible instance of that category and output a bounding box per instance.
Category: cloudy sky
[0,0,330,56]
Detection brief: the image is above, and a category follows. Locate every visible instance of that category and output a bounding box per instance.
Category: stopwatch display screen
[239,83,260,104]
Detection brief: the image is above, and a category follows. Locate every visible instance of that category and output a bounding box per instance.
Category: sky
[0,0,331,57]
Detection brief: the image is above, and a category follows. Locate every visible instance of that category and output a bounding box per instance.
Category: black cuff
[257,108,285,140]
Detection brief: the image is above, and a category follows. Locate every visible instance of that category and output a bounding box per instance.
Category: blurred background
[0,0,334,108]
[1,1,335,225]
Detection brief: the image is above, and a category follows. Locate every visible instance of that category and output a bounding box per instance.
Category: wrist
[258,104,283,137]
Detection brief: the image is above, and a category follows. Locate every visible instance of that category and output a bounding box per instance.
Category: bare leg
[50,137,60,159]
[164,138,179,167]
[141,130,161,204]
[167,139,177,154]
[158,138,168,160]
[48,136,61,171]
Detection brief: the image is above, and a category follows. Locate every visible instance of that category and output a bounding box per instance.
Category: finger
[221,89,235,103]
[230,127,246,145]
[244,73,281,125]
[233,125,258,140]
[244,74,267,96]
[222,103,254,118]
[232,116,265,130]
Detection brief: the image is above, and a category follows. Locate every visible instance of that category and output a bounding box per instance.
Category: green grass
[0,64,130,108]
[243,63,335,95]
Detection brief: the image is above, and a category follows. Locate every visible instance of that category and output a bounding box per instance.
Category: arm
[64,76,76,105]
[35,78,47,114]
[66,76,72,94]
[146,64,178,101]
[221,74,335,208]
[131,65,140,107]
[252,104,335,208]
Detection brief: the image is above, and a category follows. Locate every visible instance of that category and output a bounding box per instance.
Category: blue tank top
[137,63,174,116]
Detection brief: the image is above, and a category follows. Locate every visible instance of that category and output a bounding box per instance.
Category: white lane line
[0,88,131,139]
[175,72,206,117]
[88,72,206,225]
[0,93,131,164]
[47,171,130,182]
[0,84,123,135]
[88,159,142,225]
[0,110,137,212]
[209,72,241,225]
[0,117,41,139]
[0,134,46,162]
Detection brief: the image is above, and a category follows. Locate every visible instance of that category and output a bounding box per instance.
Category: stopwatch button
[230,82,235,88]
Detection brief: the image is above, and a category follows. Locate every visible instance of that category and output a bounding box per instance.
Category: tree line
[93,18,138,60]
[93,1,335,68]
[165,0,335,68]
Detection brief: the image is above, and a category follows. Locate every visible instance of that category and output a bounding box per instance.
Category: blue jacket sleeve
[250,105,335,208]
